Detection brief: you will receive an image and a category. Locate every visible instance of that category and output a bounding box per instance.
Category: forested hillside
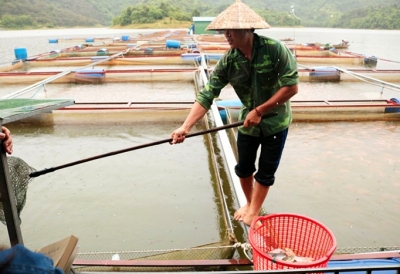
[0,0,137,28]
[0,0,399,29]
[112,0,400,29]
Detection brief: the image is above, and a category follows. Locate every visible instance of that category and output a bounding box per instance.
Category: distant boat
[285,43,322,51]
[314,39,350,49]
[279,37,294,42]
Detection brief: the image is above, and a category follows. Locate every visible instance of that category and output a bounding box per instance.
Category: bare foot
[234,205,249,221]
[242,212,260,227]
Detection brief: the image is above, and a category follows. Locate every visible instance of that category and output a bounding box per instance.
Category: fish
[267,247,315,263]
[268,248,287,261]
[269,248,286,255]
[293,256,315,263]
[284,248,296,257]
[283,255,295,262]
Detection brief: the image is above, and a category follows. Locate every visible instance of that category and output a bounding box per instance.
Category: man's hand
[1,126,13,154]
[243,108,262,128]
[170,127,189,144]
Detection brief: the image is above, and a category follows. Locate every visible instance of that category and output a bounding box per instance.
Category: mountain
[0,0,399,29]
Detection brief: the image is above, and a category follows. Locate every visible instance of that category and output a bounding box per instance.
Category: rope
[29,84,45,98]
[233,242,253,261]
[75,242,255,261]
[333,66,400,93]
[346,51,400,65]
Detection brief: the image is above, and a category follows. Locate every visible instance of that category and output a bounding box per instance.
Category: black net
[0,156,36,225]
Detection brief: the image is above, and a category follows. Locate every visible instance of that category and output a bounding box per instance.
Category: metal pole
[0,123,23,246]
[290,5,302,58]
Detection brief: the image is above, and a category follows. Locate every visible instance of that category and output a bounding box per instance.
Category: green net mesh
[0,156,36,225]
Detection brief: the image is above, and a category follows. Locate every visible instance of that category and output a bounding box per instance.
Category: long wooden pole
[30,112,277,178]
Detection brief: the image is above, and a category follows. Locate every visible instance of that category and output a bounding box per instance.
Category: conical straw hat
[206,0,270,30]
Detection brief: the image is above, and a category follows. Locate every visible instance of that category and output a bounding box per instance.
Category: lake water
[0,28,399,253]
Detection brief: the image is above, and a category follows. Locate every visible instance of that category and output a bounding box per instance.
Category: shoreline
[0,20,193,31]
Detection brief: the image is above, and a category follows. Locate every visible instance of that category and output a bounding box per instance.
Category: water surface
[0,28,399,252]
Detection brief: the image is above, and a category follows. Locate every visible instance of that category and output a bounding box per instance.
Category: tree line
[112,2,400,29]
[0,0,399,29]
[332,4,400,29]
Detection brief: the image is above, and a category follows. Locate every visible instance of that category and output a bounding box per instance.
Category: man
[170,0,298,227]
[0,126,13,154]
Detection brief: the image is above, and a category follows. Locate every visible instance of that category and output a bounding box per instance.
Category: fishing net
[0,156,36,225]
[73,239,239,272]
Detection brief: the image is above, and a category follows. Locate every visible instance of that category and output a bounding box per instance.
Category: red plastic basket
[248,213,337,270]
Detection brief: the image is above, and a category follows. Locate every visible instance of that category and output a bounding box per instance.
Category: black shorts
[234,128,288,186]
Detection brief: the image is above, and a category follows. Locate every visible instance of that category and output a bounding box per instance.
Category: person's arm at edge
[170,101,208,144]
[0,126,13,154]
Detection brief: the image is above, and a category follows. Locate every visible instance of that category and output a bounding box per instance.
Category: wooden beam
[73,259,253,267]
[331,251,400,261]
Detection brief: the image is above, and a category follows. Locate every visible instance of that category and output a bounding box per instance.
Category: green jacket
[196,33,299,136]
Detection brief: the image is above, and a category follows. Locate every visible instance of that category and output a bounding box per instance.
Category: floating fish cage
[2,30,400,274]
[215,98,400,122]
[0,63,240,270]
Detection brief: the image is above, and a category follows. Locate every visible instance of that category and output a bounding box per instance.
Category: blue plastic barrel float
[181,53,201,62]
[385,98,400,113]
[126,43,137,48]
[166,40,181,49]
[75,69,105,83]
[49,49,62,57]
[186,43,197,49]
[121,35,130,41]
[206,53,223,61]
[216,99,242,122]
[48,38,58,43]
[90,56,108,61]
[309,67,340,82]
[144,48,154,54]
[364,55,378,68]
[14,48,28,60]
[96,48,109,56]
[76,69,105,76]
